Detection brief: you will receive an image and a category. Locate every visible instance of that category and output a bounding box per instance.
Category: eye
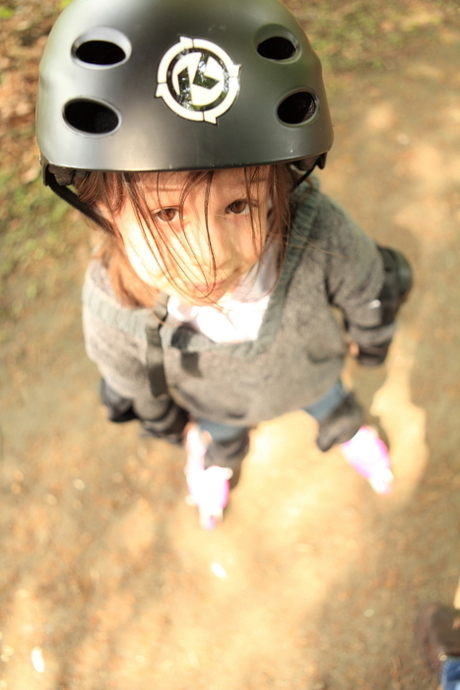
[153,207,179,222]
[225,199,251,215]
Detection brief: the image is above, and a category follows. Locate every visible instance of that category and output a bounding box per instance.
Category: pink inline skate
[185,425,233,529]
[340,425,394,494]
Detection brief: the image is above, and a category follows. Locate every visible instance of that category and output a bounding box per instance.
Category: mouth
[192,279,228,292]
[180,272,237,295]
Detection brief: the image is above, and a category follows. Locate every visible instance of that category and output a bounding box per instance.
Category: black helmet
[37,0,333,193]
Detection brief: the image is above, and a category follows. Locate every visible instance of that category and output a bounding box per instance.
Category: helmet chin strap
[44,164,109,231]
[294,152,327,173]
[292,152,327,186]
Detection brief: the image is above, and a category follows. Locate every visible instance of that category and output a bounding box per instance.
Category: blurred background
[1,1,460,688]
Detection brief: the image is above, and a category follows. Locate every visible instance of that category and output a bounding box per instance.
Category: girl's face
[113,168,270,305]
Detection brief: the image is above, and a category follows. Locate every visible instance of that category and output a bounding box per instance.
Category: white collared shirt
[166,243,278,343]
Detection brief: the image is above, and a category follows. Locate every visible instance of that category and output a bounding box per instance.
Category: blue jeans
[198,380,348,442]
[442,658,460,690]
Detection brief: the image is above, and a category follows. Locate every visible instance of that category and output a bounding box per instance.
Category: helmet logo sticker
[156,36,240,124]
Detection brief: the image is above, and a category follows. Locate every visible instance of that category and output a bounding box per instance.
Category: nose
[171,216,233,273]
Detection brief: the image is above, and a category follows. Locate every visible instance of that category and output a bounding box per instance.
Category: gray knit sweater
[82,177,395,428]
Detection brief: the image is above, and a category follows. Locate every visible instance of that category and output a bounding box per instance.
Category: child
[36,0,412,528]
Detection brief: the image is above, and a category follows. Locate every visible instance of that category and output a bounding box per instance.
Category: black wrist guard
[357,339,392,366]
[376,245,413,326]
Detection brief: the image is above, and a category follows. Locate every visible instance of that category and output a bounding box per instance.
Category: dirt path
[1,12,460,690]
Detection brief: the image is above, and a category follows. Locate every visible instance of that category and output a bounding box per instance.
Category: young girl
[36,0,412,528]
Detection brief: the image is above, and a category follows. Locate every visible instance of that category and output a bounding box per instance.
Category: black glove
[99,378,189,444]
[140,405,189,445]
[355,339,392,366]
[100,378,138,422]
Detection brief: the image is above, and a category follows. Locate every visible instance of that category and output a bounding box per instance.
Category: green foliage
[0,171,85,320]
[0,6,14,19]
[287,0,451,76]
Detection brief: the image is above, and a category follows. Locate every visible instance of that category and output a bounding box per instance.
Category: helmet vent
[64,99,120,134]
[257,36,297,61]
[277,91,317,125]
[75,40,126,66]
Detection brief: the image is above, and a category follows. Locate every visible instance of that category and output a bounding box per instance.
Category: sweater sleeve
[319,197,397,349]
[82,259,188,440]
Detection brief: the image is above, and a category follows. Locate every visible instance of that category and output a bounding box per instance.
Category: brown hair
[75,164,297,308]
